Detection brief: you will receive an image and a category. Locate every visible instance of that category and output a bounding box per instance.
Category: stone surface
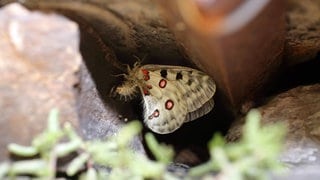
[285,0,320,65]
[0,0,318,171]
[0,3,80,160]
[0,3,146,160]
[11,0,186,68]
[272,165,320,180]
[76,63,145,153]
[226,84,320,167]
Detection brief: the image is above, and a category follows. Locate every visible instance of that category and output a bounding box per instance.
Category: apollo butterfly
[114,62,216,134]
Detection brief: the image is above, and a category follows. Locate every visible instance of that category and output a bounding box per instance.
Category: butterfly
[114,62,216,134]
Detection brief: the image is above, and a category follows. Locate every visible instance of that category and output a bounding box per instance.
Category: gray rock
[227,84,320,168]
[0,3,80,161]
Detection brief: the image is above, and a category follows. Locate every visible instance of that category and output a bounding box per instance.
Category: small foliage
[0,109,286,180]
[189,109,286,180]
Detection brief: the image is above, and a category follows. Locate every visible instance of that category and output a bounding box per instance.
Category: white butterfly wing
[142,65,216,119]
[141,71,187,134]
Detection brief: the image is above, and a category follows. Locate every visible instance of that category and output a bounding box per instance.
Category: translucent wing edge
[185,98,214,122]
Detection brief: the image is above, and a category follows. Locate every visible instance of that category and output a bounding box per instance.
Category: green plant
[0,109,286,180]
[189,109,286,180]
[0,109,176,179]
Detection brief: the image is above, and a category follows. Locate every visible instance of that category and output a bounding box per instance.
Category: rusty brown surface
[156,0,286,113]
[0,3,80,161]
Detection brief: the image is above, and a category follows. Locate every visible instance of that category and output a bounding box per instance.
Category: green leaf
[188,161,213,177]
[114,121,142,148]
[129,154,165,178]
[81,167,98,180]
[208,133,225,150]
[55,139,82,157]
[0,162,9,178]
[9,159,49,177]
[145,133,174,164]
[8,144,38,157]
[47,108,60,133]
[66,153,90,176]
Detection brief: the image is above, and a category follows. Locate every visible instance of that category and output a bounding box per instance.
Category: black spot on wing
[160,70,167,78]
[187,79,193,86]
[176,72,183,80]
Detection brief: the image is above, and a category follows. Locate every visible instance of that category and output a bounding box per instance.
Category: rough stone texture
[12,0,187,68]
[285,0,320,65]
[272,165,320,180]
[0,3,146,160]
[0,3,80,160]
[226,84,320,167]
[76,63,145,153]
[0,0,319,173]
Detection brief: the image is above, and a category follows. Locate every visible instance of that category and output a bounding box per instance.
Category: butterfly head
[114,63,144,100]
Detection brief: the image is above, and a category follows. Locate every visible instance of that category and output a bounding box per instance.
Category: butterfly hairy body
[115,63,216,134]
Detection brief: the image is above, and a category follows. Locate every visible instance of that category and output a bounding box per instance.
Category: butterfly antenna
[111,73,127,78]
[133,54,148,65]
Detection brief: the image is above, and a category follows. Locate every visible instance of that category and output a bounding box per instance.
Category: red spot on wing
[141,69,149,75]
[148,109,159,120]
[165,100,174,110]
[143,85,152,95]
[153,109,160,117]
[143,87,150,96]
[144,75,150,81]
[141,69,150,81]
[159,79,167,88]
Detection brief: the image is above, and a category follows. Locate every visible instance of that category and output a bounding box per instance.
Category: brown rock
[285,0,320,65]
[13,0,185,67]
[157,0,286,112]
[12,0,318,112]
[226,84,320,166]
[0,3,80,160]
[0,0,316,167]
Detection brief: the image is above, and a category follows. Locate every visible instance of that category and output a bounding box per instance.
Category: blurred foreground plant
[0,109,286,180]
[0,109,175,180]
[189,109,286,180]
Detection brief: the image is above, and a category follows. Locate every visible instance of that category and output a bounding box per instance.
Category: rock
[0,0,318,170]
[226,84,320,167]
[157,0,286,112]
[11,0,186,67]
[76,63,145,153]
[272,165,320,180]
[0,3,146,160]
[0,3,80,160]
[285,0,320,65]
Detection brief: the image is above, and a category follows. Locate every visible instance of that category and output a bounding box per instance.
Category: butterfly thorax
[115,64,146,100]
